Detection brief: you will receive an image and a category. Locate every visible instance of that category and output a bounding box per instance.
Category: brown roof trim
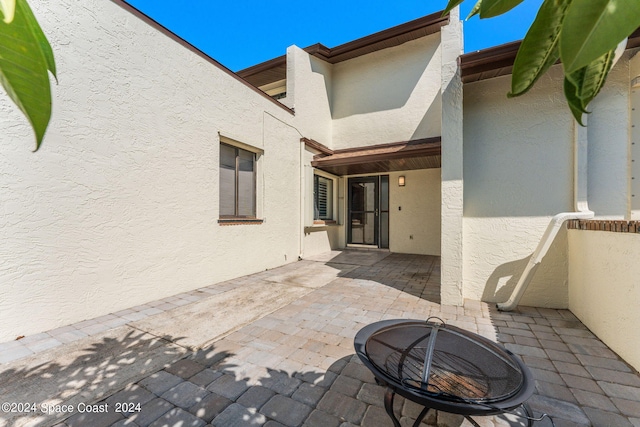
[301,137,333,156]
[238,11,448,87]
[311,11,448,64]
[312,137,440,167]
[323,137,440,156]
[460,41,521,84]
[461,29,640,84]
[111,0,293,115]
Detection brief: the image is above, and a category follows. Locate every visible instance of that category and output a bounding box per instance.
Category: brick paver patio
[2,252,639,427]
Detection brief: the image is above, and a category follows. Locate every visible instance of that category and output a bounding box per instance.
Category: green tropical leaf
[23,0,55,80]
[576,50,615,103]
[467,0,482,19]
[0,0,55,150]
[508,0,571,97]
[560,0,640,73]
[563,77,587,125]
[479,0,525,18]
[442,0,465,16]
[563,49,614,125]
[0,0,15,23]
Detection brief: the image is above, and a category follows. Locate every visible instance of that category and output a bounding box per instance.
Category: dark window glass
[220,143,256,218]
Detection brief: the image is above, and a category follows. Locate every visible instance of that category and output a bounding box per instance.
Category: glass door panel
[348,178,378,245]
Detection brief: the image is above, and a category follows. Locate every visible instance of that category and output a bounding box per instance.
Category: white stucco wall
[0,0,303,341]
[462,57,633,306]
[630,52,640,220]
[568,230,640,372]
[287,46,334,146]
[331,35,442,149]
[389,169,441,255]
[303,225,341,257]
[440,8,464,305]
[587,57,630,217]
[462,67,573,306]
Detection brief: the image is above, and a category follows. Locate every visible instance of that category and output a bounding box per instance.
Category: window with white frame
[220,143,256,218]
[314,174,334,221]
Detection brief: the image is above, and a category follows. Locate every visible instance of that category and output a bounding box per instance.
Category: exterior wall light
[398,176,406,187]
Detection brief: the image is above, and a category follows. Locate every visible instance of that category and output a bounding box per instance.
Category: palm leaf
[0,0,55,150]
[563,77,587,125]
[442,0,465,16]
[564,49,614,125]
[574,49,614,103]
[508,0,571,97]
[560,0,640,73]
[479,0,525,18]
[467,0,483,19]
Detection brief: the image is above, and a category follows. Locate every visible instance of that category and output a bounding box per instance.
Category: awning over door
[311,137,441,176]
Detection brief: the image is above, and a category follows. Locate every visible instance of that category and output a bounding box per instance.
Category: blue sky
[126,0,544,72]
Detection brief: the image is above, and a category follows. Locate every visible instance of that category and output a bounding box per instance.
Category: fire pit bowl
[354,318,535,426]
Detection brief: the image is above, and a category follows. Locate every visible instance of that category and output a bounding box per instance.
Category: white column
[440,7,464,306]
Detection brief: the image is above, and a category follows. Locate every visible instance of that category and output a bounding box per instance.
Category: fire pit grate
[355,318,542,427]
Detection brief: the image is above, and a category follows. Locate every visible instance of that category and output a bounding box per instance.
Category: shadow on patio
[2,251,639,427]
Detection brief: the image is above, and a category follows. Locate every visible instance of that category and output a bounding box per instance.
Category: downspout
[497,118,594,311]
[497,39,628,311]
[299,138,305,260]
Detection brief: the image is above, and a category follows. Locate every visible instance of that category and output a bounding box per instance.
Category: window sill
[218,218,264,226]
[310,220,337,227]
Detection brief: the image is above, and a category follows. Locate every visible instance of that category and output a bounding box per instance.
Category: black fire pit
[354,318,535,427]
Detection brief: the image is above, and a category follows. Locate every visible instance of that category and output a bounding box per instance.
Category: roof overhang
[238,11,448,89]
[311,137,441,176]
[461,28,640,84]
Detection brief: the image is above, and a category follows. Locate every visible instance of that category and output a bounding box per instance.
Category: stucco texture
[569,230,640,372]
[331,35,442,149]
[389,169,441,255]
[0,0,301,340]
[462,68,573,306]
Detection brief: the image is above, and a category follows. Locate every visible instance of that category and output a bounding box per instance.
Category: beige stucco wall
[287,46,334,146]
[0,0,303,341]
[389,169,441,255]
[331,34,442,149]
[461,56,632,306]
[568,230,640,371]
[586,56,630,217]
[440,9,464,305]
[303,225,341,257]
[630,52,640,220]
[462,67,573,306]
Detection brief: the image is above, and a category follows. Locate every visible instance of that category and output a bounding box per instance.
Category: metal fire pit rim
[354,318,536,417]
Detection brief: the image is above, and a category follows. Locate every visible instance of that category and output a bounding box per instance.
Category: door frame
[347,175,389,248]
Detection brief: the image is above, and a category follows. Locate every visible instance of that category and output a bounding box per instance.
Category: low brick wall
[567,219,640,233]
